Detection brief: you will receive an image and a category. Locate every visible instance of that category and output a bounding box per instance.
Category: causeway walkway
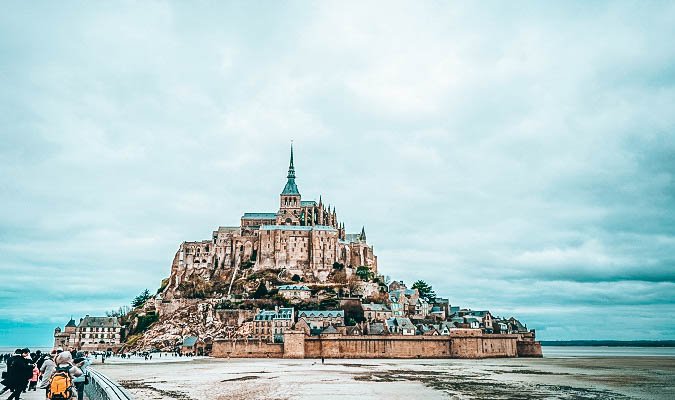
[13,389,88,400]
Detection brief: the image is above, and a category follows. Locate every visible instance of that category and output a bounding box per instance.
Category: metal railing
[83,369,134,400]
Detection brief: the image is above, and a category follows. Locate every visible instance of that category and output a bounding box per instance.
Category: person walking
[72,352,91,400]
[48,351,82,400]
[6,348,34,400]
[38,352,56,397]
[28,364,39,391]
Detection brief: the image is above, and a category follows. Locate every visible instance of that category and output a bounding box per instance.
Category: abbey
[165,145,377,296]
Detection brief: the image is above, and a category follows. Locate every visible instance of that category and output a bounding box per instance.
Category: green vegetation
[135,314,159,333]
[356,266,373,281]
[157,278,169,294]
[132,289,152,308]
[341,300,365,326]
[411,280,436,302]
[253,282,269,299]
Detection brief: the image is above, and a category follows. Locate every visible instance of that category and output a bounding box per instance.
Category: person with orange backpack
[47,351,82,400]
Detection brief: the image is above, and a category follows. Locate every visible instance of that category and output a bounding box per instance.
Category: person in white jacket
[38,351,56,397]
[72,352,91,400]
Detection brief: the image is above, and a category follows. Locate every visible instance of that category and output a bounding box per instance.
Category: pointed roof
[360,226,367,242]
[281,143,300,195]
[65,317,76,328]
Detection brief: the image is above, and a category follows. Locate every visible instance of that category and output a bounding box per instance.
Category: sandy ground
[94,355,675,400]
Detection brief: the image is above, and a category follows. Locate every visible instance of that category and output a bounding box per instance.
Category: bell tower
[277,143,301,225]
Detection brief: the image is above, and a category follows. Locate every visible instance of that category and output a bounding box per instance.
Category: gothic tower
[277,143,302,225]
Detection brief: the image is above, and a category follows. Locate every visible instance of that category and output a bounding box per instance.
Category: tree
[253,282,269,299]
[411,280,436,302]
[341,300,365,326]
[132,289,152,308]
[356,266,372,281]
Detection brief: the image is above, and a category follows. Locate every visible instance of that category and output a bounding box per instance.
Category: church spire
[360,226,367,242]
[288,142,295,179]
[281,142,299,195]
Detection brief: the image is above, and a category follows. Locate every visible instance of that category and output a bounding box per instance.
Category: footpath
[11,390,88,400]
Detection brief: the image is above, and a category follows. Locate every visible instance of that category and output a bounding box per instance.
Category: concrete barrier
[84,369,134,400]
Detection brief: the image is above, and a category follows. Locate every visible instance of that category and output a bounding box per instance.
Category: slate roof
[78,316,121,328]
[470,310,491,317]
[386,317,415,330]
[321,325,338,334]
[278,285,311,291]
[242,213,277,220]
[254,308,294,321]
[300,200,317,207]
[65,318,77,328]
[345,233,361,242]
[182,336,199,347]
[297,310,344,318]
[368,322,387,335]
[362,303,391,312]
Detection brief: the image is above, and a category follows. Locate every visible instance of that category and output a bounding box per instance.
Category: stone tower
[277,143,302,226]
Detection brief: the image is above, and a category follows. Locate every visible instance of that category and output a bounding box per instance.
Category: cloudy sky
[1,1,674,346]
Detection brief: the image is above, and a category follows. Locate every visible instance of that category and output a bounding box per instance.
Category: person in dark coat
[0,349,22,395]
[5,348,34,400]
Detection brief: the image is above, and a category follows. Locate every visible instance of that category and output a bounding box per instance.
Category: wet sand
[95,355,675,399]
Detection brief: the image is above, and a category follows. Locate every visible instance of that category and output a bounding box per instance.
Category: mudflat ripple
[96,355,675,400]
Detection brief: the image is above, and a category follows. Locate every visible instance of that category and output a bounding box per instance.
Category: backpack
[47,366,73,400]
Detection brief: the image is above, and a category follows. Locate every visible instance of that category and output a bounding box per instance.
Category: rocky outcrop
[127,299,255,351]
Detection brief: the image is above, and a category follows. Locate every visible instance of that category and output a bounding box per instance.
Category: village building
[385,317,416,336]
[53,318,77,349]
[251,307,294,343]
[277,285,312,301]
[362,303,393,322]
[180,336,206,355]
[297,310,344,329]
[54,315,123,350]
[366,322,388,335]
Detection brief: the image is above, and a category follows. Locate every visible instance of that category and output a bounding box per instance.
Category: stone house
[55,315,123,351]
[277,285,312,301]
[385,317,416,336]
[413,298,431,318]
[251,307,295,343]
[180,336,206,355]
[362,303,392,322]
[366,322,388,335]
[297,310,344,329]
[75,316,123,349]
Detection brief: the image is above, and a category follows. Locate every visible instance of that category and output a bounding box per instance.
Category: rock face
[129,299,256,351]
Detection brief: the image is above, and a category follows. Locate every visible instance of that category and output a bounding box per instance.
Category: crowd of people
[0,348,91,400]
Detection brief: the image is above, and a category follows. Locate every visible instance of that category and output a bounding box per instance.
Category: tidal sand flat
[95,352,675,399]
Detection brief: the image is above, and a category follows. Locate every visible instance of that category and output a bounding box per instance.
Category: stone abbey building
[165,145,378,296]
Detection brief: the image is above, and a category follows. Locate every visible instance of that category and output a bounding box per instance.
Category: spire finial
[287,141,295,178]
[281,142,299,195]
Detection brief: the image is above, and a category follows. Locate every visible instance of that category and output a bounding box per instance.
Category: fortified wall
[212,331,543,359]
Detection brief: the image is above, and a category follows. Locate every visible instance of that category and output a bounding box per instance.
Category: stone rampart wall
[212,334,541,359]
[303,335,518,359]
[212,339,283,358]
[516,341,543,357]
